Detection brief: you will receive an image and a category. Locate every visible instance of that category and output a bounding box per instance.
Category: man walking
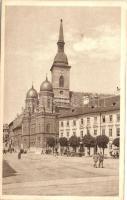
[98,152,104,168]
[93,153,99,168]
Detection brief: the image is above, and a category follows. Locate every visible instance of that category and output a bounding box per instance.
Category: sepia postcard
[0,0,126,200]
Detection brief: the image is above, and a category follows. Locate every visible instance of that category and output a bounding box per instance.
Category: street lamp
[43,106,46,149]
[79,136,84,156]
[28,109,31,150]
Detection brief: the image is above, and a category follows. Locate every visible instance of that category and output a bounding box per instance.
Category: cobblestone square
[3,153,119,196]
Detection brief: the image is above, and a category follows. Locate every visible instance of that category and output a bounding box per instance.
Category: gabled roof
[59,103,120,118]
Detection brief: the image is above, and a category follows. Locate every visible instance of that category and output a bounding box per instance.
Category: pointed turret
[50,19,70,70]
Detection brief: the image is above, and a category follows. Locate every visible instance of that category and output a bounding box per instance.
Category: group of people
[93,152,104,168]
[3,143,15,154]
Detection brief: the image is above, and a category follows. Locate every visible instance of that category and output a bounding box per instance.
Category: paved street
[3,153,119,196]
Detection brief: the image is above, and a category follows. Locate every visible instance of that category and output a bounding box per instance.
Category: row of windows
[60,128,120,138]
[102,114,120,123]
[60,114,120,127]
[35,124,51,133]
[24,123,51,133]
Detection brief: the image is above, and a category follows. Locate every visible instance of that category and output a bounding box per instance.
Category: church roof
[50,19,70,71]
[40,76,53,92]
[26,85,38,99]
[53,52,68,66]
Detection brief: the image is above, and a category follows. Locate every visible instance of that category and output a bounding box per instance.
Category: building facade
[59,97,120,155]
[7,20,120,154]
[3,124,9,144]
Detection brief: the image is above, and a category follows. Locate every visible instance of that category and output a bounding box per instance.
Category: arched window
[47,99,50,108]
[59,75,64,87]
[46,124,50,133]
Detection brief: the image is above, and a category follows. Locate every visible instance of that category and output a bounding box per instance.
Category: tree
[96,135,109,155]
[59,137,68,147]
[112,137,119,147]
[46,137,55,150]
[69,135,80,152]
[83,134,96,156]
[59,137,68,155]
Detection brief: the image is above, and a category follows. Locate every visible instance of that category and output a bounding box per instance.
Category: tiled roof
[89,95,120,107]
[59,96,120,118]
[13,114,23,130]
[70,91,117,107]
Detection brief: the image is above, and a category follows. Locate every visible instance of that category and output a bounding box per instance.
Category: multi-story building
[59,96,120,155]
[3,124,9,143]
[7,19,120,154]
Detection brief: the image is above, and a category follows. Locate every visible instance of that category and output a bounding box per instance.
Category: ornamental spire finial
[58,18,64,42]
[57,19,65,53]
[46,73,48,81]
[32,81,34,89]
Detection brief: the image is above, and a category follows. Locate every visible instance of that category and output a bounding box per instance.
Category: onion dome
[40,76,53,91]
[26,85,38,99]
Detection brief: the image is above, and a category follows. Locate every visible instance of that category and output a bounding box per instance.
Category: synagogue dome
[40,76,53,92]
[26,85,38,99]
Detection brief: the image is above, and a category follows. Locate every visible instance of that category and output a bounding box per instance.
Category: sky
[4,6,121,123]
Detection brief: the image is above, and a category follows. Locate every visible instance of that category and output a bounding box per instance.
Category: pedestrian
[41,148,44,155]
[93,153,99,168]
[98,152,104,168]
[55,146,58,156]
[18,151,21,159]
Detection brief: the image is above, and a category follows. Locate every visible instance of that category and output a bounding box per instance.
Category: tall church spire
[50,19,70,71]
[58,19,64,42]
[57,19,65,52]
[50,19,71,110]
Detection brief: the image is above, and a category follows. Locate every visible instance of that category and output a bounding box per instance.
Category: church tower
[39,76,54,113]
[50,19,71,111]
[25,84,38,113]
